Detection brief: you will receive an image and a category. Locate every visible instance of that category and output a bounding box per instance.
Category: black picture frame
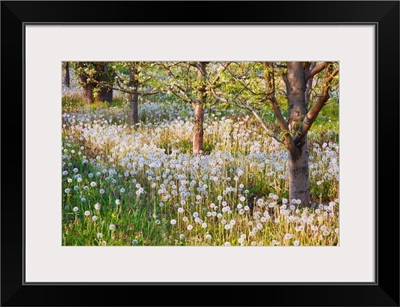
[1,1,399,306]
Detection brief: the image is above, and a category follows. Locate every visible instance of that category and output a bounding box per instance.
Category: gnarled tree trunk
[286,62,310,206]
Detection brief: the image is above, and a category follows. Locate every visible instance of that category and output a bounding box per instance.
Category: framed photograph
[1,1,399,306]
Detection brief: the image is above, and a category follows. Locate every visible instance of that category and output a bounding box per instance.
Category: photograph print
[61,61,339,247]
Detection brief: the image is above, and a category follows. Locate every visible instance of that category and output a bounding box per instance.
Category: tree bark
[288,138,310,206]
[129,92,139,126]
[193,62,207,154]
[286,62,310,206]
[98,63,113,102]
[82,83,95,104]
[193,103,204,154]
[63,62,70,88]
[129,65,139,127]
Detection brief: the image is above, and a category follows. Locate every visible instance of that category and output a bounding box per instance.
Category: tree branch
[305,62,328,81]
[294,67,339,145]
[209,88,283,144]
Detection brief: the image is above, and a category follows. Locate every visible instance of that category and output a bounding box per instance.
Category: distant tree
[74,62,115,104]
[97,62,114,102]
[213,61,339,206]
[160,62,230,154]
[101,62,162,126]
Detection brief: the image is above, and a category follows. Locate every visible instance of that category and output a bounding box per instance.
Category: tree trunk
[193,103,204,154]
[286,62,310,206]
[63,62,70,88]
[98,63,113,103]
[288,138,310,206]
[129,92,139,126]
[82,83,95,104]
[193,62,207,154]
[129,65,139,127]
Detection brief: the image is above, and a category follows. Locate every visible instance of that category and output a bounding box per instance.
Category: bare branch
[305,62,328,80]
[236,103,283,144]
[294,67,339,145]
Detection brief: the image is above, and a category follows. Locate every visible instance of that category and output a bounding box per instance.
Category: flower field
[62,96,340,246]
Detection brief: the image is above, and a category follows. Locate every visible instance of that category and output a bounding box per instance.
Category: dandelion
[132,239,138,245]
[96,233,103,239]
[217,195,223,201]
[170,219,177,225]
[187,224,193,231]
[284,233,293,240]
[92,215,98,222]
[239,196,245,202]
[94,203,101,210]
[73,206,79,212]
[293,240,300,246]
[90,182,97,187]
[84,211,90,216]
[155,220,161,225]
[67,178,72,183]
[109,224,116,230]
[99,189,105,194]
[224,242,231,246]
[115,199,121,205]
[179,234,185,240]
[178,208,184,213]
[120,188,125,193]
[205,234,212,240]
